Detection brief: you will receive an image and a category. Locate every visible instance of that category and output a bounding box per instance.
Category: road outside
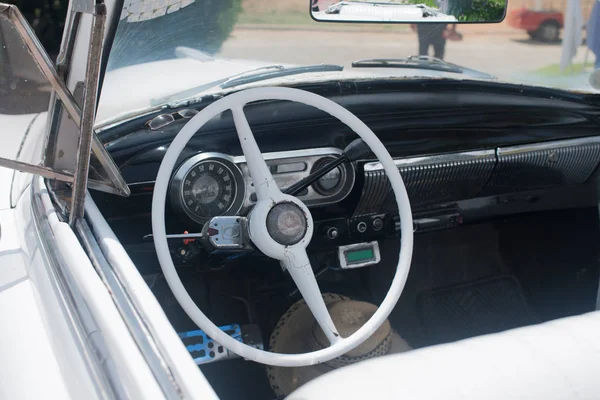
[218,26,591,88]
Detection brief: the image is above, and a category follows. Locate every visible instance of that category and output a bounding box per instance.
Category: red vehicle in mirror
[507,7,564,42]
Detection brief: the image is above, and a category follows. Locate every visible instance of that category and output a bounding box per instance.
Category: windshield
[97,0,600,126]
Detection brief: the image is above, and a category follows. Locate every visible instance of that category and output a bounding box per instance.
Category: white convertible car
[2,0,600,399]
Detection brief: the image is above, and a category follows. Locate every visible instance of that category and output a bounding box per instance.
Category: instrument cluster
[170,148,355,225]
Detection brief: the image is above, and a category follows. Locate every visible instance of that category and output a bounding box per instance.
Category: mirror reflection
[310,0,507,23]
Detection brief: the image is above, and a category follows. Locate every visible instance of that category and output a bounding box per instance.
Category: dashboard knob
[356,221,368,233]
[326,226,339,240]
[372,217,384,231]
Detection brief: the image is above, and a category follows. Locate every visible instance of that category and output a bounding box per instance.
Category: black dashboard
[92,81,600,272]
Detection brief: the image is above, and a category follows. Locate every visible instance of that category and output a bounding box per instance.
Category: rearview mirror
[310,0,507,23]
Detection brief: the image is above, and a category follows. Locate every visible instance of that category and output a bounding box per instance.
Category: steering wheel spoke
[282,247,343,345]
[231,106,281,201]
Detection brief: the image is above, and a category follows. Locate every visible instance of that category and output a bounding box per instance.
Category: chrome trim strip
[89,134,132,197]
[486,136,600,194]
[231,147,343,163]
[31,179,122,399]
[356,137,600,218]
[128,181,157,187]
[75,218,181,399]
[70,4,106,223]
[235,147,355,210]
[141,148,354,221]
[364,150,496,171]
[0,158,74,182]
[497,136,600,155]
[70,0,95,14]
[128,148,345,185]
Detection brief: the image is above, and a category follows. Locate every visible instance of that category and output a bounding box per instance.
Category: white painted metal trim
[39,192,164,398]
[85,194,218,400]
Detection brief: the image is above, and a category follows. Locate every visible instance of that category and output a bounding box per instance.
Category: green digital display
[346,248,375,263]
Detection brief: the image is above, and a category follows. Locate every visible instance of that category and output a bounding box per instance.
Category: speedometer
[171,154,245,224]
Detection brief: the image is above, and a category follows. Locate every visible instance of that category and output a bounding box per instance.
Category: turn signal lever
[284,138,370,196]
[144,217,253,255]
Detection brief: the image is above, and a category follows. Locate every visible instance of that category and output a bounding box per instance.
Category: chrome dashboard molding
[230,147,343,163]
[486,136,600,194]
[166,148,355,225]
[354,137,600,219]
[236,147,355,210]
[128,148,346,186]
[364,150,496,172]
[496,136,600,155]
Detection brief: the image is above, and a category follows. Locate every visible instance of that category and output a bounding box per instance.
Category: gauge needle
[193,186,207,196]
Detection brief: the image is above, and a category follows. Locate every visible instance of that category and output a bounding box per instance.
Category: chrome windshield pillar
[69,3,106,223]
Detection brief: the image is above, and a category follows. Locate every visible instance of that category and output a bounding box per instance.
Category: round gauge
[312,157,344,195]
[171,155,245,224]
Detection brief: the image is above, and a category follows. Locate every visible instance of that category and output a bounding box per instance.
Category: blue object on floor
[178,324,243,365]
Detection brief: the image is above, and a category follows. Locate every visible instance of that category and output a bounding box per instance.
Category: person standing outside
[411,24,457,60]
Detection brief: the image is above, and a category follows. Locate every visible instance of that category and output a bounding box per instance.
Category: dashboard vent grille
[354,151,496,217]
[354,138,600,219]
[483,141,600,194]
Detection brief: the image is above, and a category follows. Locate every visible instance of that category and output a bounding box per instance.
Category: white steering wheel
[152,87,414,367]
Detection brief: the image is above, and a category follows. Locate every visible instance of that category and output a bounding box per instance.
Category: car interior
[91,79,600,399]
[6,0,599,397]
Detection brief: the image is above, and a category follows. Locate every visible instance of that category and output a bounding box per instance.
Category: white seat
[288,311,600,400]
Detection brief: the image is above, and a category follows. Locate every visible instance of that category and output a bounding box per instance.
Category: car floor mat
[417,275,539,346]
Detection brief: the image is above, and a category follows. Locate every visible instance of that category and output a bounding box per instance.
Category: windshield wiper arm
[352,56,464,74]
[154,64,285,106]
[221,64,343,89]
[154,64,343,107]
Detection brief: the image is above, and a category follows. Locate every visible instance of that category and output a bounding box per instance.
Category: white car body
[1,0,600,399]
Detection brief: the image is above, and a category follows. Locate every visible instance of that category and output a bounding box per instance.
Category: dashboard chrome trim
[168,148,355,225]
[236,148,355,211]
[485,136,600,194]
[363,150,496,171]
[496,136,600,155]
[354,137,600,218]
[230,147,343,163]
